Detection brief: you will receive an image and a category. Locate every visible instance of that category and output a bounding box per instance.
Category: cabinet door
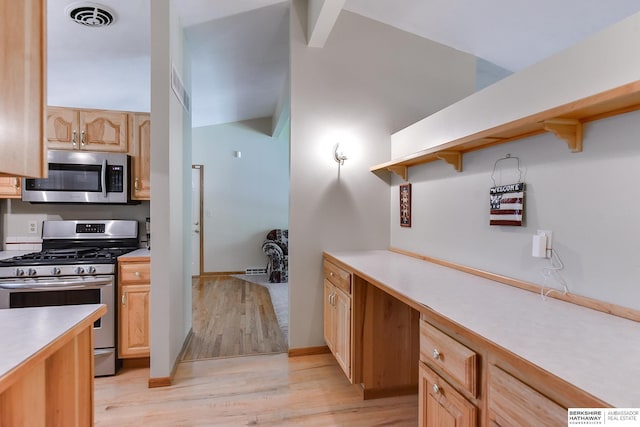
[119,283,150,358]
[80,110,128,152]
[333,287,351,379]
[131,113,151,200]
[487,365,566,427]
[323,280,336,353]
[0,0,46,177]
[419,363,477,427]
[46,107,79,150]
[0,177,22,198]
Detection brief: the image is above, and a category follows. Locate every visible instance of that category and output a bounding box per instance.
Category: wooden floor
[94,353,418,426]
[181,276,287,361]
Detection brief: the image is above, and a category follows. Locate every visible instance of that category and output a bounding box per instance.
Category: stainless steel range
[0,220,138,376]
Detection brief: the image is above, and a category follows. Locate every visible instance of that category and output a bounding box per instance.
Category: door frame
[192,164,204,277]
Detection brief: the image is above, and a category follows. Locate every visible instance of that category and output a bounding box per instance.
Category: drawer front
[323,260,351,294]
[119,262,151,284]
[488,365,566,427]
[420,320,477,396]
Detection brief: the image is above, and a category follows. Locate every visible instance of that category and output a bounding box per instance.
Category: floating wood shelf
[371,81,640,181]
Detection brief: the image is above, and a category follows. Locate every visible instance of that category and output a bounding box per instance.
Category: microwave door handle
[101,158,108,198]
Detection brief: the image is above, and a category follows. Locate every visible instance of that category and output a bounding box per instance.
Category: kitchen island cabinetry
[323,250,639,426]
[0,304,106,427]
[0,177,22,198]
[118,253,151,358]
[47,106,128,152]
[130,112,151,200]
[0,0,46,178]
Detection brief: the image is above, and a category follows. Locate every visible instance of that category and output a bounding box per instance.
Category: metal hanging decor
[489,155,525,226]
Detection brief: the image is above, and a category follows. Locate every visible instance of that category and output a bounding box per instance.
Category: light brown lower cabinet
[118,259,151,358]
[419,362,477,427]
[323,279,351,380]
[487,364,566,427]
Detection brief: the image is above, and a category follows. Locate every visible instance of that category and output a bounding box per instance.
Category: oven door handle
[0,278,113,290]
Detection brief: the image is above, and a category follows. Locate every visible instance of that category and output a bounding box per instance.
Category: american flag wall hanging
[489,182,525,226]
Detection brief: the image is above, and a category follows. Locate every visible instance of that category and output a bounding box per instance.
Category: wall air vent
[66,2,116,27]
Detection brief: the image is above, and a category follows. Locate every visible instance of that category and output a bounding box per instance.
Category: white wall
[288,1,476,349]
[390,109,640,310]
[192,118,290,273]
[149,0,192,380]
[392,12,640,158]
[389,13,640,311]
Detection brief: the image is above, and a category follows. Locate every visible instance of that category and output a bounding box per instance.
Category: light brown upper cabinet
[0,0,47,177]
[130,113,151,200]
[47,107,129,153]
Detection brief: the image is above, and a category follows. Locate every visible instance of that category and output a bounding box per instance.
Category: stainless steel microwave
[22,150,135,204]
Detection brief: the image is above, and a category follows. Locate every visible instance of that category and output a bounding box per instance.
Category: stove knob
[75,267,85,275]
[87,266,97,274]
[16,268,25,277]
[52,267,61,276]
[27,268,37,277]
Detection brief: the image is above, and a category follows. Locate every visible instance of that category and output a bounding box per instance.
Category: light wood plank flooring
[181,276,287,361]
[94,353,418,426]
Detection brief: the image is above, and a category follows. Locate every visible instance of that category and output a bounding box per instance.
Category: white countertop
[326,250,640,408]
[0,305,105,382]
[119,248,150,259]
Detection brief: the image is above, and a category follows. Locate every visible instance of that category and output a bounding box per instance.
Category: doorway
[191,165,203,277]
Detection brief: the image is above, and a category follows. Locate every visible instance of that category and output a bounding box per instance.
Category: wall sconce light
[333,143,348,166]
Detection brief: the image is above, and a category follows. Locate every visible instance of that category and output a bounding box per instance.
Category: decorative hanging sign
[400,183,411,227]
[489,154,525,226]
[490,182,525,226]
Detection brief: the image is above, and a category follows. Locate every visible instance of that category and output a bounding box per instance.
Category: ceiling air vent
[66,2,116,27]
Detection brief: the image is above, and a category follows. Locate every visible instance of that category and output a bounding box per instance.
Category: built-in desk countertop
[324,250,640,408]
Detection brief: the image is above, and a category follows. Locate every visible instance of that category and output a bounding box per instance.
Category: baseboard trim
[147,328,193,388]
[388,246,640,323]
[288,345,331,357]
[200,271,245,277]
[148,377,172,388]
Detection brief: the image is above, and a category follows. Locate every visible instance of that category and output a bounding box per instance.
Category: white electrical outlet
[537,229,553,257]
[28,221,38,234]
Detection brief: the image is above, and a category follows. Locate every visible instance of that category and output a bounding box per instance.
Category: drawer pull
[432,349,440,360]
[432,384,440,394]
[329,272,334,276]
[135,271,141,277]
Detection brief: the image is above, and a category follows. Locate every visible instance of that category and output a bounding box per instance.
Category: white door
[192,166,202,276]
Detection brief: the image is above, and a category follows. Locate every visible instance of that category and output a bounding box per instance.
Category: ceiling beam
[307,0,345,48]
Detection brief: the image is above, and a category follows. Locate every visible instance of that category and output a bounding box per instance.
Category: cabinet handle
[14,178,20,189]
[135,271,141,277]
[432,349,440,360]
[122,293,126,306]
[81,130,86,146]
[432,384,440,394]
[329,272,334,277]
[134,178,139,190]
[72,130,77,147]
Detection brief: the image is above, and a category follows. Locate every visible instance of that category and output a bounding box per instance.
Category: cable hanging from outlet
[540,249,569,300]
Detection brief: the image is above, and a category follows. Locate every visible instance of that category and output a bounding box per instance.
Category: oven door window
[25,163,102,192]
[10,289,102,327]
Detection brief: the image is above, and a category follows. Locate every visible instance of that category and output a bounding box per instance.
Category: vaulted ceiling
[47,0,640,128]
